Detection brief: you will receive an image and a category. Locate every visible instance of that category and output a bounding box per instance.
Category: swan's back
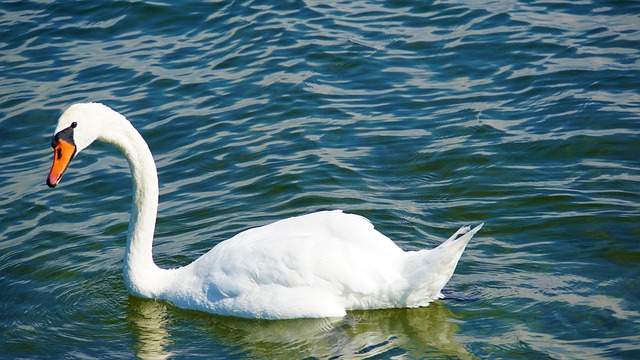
[167,211,409,318]
[159,210,481,319]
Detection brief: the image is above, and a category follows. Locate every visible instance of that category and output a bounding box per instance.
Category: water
[1,0,639,358]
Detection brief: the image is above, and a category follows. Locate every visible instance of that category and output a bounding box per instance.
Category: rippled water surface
[2,0,639,358]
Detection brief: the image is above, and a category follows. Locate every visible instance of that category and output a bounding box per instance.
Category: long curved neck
[101,118,171,298]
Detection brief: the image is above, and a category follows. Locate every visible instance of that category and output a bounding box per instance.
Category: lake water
[1,0,639,358]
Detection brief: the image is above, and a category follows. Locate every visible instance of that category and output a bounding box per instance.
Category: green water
[1,0,639,358]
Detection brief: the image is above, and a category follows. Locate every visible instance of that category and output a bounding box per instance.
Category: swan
[46,102,483,319]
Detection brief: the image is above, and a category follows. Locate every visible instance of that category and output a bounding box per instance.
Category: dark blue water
[1,0,639,358]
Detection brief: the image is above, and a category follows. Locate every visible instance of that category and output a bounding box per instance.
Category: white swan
[46,103,483,319]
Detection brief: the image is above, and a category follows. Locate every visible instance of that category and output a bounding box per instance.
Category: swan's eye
[51,123,77,149]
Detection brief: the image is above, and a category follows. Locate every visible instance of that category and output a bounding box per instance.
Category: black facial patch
[51,122,77,149]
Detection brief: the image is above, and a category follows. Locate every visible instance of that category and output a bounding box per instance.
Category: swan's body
[47,103,483,319]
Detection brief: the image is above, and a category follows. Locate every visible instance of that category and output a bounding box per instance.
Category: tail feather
[401,223,483,307]
[443,222,483,244]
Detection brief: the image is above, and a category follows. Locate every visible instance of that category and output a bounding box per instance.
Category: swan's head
[46,103,123,188]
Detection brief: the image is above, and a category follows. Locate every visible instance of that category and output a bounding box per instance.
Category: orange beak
[47,139,76,188]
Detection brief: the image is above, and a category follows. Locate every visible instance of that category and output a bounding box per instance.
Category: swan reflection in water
[127,298,173,360]
[127,297,475,359]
